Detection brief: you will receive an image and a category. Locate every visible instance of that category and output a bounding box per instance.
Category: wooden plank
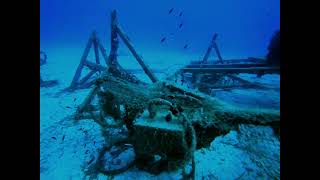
[191,58,267,65]
[181,67,280,74]
[186,63,269,69]
[116,25,158,83]
[70,33,94,88]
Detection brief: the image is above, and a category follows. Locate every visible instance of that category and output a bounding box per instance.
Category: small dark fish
[62,135,65,141]
[73,98,77,102]
[179,12,183,17]
[51,137,57,140]
[88,157,95,165]
[165,113,172,122]
[66,106,71,109]
[84,144,86,148]
[183,44,189,49]
[160,37,166,43]
[84,130,88,134]
[168,8,174,14]
[179,23,183,29]
[94,141,96,145]
[85,150,89,154]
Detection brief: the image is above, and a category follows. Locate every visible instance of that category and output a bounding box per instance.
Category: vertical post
[70,33,94,88]
[92,31,101,64]
[108,10,119,69]
[202,33,218,64]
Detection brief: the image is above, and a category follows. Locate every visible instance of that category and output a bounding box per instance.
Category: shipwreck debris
[40,51,58,88]
[66,10,157,92]
[171,33,280,94]
[68,10,280,179]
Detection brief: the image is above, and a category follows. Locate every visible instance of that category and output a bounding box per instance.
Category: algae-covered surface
[40,0,280,179]
[40,50,280,179]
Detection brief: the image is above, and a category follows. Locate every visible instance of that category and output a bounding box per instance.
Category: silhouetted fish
[183,44,189,49]
[179,12,183,17]
[179,23,183,29]
[73,98,76,102]
[168,8,174,14]
[66,106,71,109]
[88,157,95,165]
[51,137,57,140]
[160,37,166,43]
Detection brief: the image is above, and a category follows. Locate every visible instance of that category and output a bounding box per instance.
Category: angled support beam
[213,42,223,64]
[116,25,158,83]
[78,70,97,85]
[76,85,100,118]
[97,41,109,65]
[93,32,101,64]
[70,33,94,89]
[202,33,218,64]
[202,33,224,64]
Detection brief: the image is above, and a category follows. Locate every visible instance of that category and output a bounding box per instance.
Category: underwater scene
[40,0,280,179]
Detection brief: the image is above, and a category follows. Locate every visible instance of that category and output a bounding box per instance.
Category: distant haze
[40,0,280,58]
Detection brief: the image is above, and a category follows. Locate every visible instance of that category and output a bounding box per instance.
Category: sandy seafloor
[40,47,280,180]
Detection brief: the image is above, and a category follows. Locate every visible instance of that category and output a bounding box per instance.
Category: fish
[183,44,189,49]
[88,157,95,165]
[66,106,71,109]
[160,37,166,43]
[168,8,174,14]
[51,137,57,140]
[179,11,183,17]
[85,150,89,154]
[73,98,76,102]
[179,23,183,29]
[62,135,65,141]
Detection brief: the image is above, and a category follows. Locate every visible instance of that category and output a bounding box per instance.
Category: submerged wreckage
[62,10,280,179]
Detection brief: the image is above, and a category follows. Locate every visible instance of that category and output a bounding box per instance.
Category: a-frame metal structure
[72,10,158,117]
[66,10,157,92]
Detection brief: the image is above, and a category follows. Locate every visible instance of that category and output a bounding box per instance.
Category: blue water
[40,1,280,179]
[41,0,279,58]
